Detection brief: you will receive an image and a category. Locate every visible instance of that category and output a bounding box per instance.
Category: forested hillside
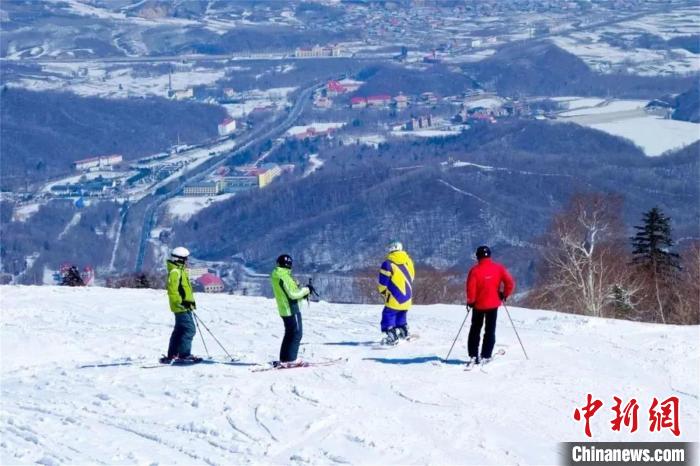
[0,88,226,190]
[175,122,699,287]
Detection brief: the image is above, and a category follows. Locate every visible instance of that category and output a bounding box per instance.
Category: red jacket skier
[464,245,515,365]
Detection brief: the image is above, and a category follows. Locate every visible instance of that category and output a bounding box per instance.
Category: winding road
[132,81,322,271]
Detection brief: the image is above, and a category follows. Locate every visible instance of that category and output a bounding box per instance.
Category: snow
[222,87,295,118]
[10,203,41,222]
[551,97,607,110]
[57,213,81,240]
[463,97,504,110]
[392,129,462,138]
[550,30,700,76]
[560,99,647,117]
[10,65,226,100]
[164,194,235,222]
[303,154,324,177]
[588,116,700,157]
[556,100,700,156]
[1,286,697,464]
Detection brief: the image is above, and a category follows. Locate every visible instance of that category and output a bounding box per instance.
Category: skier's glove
[182,300,196,310]
[307,283,318,297]
[498,291,506,302]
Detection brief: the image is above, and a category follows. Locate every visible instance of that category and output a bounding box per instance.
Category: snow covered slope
[1,286,698,465]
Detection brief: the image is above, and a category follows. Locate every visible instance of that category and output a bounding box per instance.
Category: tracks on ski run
[1,287,698,464]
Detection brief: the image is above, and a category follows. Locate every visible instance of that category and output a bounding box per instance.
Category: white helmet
[388,240,403,253]
[171,246,190,261]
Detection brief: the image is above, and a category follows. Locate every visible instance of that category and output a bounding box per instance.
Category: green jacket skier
[270,254,310,366]
[163,246,199,363]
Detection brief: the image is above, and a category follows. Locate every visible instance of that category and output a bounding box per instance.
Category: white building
[169,88,194,100]
[73,154,123,171]
[218,118,237,136]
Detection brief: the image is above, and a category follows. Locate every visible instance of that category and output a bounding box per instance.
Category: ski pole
[191,311,236,361]
[444,307,470,361]
[192,312,210,358]
[503,303,529,360]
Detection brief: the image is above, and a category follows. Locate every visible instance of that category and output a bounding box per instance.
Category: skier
[465,245,515,365]
[270,254,310,367]
[377,241,415,345]
[162,246,201,364]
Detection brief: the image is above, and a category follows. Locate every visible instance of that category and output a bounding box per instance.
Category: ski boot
[464,356,480,370]
[381,328,399,346]
[274,358,305,369]
[396,325,409,340]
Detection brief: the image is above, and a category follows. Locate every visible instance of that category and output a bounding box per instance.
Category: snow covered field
[550,7,700,76]
[557,99,700,156]
[164,194,236,222]
[1,286,698,465]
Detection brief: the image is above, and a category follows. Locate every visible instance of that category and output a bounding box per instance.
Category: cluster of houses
[50,176,119,198]
[313,78,364,109]
[453,95,530,124]
[182,163,284,196]
[350,91,438,110]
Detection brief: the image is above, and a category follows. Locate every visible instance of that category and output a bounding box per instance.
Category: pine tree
[631,207,680,272]
[631,207,680,323]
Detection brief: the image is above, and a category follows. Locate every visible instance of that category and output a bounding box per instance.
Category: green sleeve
[281,274,309,301]
[168,269,184,310]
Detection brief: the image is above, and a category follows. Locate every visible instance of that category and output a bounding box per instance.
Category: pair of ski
[462,349,507,371]
[251,357,347,372]
[140,357,252,369]
[140,356,346,371]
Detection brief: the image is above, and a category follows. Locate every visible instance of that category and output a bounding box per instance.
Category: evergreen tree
[630,207,680,323]
[631,207,680,272]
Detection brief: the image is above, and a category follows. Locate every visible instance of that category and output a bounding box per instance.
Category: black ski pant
[167,311,196,359]
[467,308,498,359]
[280,308,303,363]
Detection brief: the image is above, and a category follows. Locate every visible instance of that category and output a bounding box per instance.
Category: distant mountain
[0,88,226,190]
[465,41,697,98]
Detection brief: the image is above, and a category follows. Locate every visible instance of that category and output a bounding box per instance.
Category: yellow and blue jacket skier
[377,241,415,343]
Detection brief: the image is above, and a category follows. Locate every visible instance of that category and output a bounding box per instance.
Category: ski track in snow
[0,286,698,465]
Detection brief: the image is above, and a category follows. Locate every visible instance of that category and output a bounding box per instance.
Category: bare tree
[528,193,627,317]
[668,241,700,324]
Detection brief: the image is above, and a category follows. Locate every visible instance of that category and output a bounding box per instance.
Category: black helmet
[475,245,491,260]
[276,254,293,269]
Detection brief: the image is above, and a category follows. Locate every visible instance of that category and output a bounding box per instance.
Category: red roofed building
[366,95,392,107]
[326,80,347,96]
[196,273,224,293]
[351,96,367,109]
